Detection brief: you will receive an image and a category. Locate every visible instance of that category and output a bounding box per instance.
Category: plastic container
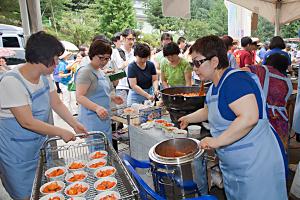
[87,158,107,172]
[45,167,67,181]
[94,191,121,200]
[64,182,89,198]
[89,150,108,160]
[67,160,86,171]
[94,177,118,193]
[65,171,88,184]
[94,166,117,178]
[39,193,65,200]
[40,181,65,195]
[187,125,202,138]
[173,129,188,138]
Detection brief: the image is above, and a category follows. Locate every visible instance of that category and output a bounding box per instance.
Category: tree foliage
[96,0,137,38]
[0,0,21,25]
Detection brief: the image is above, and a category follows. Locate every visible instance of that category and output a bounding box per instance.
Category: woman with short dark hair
[243,53,292,150]
[0,31,86,199]
[127,43,158,106]
[262,36,291,65]
[161,42,192,88]
[179,35,287,200]
[76,40,123,151]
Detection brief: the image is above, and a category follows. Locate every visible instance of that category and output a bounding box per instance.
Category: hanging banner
[225,0,252,40]
[162,0,191,19]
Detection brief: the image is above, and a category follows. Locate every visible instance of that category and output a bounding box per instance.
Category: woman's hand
[178,115,190,129]
[154,89,160,97]
[146,94,155,101]
[200,137,220,150]
[60,130,76,143]
[111,96,124,105]
[95,106,109,119]
[73,122,87,134]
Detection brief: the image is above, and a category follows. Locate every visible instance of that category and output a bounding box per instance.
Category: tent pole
[18,0,31,44]
[274,1,281,36]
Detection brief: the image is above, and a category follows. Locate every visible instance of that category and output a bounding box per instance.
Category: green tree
[281,19,300,38]
[207,0,228,36]
[252,16,274,41]
[96,0,137,38]
[144,0,181,32]
[0,0,21,25]
[181,19,214,41]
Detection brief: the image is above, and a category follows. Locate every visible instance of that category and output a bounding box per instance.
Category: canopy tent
[227,0,300,35]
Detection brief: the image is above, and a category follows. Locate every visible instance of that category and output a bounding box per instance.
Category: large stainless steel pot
[149,138,208,199]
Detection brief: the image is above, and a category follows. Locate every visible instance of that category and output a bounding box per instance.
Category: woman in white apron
[76,40,123,152]
[0,31,86,200]
[179,35,287,200]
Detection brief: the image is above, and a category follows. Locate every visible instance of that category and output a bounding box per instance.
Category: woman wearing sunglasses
[0,31,86,200]
[160,42,192,88]
[179,35,287,200]
[75,40,123,151]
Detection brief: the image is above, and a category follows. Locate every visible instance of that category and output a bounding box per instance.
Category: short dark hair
[265,53,289,75]
[189,35,229,69]
[161,33,173,42]
[0,57,7,62]
[92,34,111,44]
[111,32,121,42]
[163,42,180,57]
[88,40,112,60]
[122,29,136,38]
[221,35,233,50]
[25,31,64,67]
[134,43,151,58]
[241,36,252,47]
[177,36,186,45]
[269,36,285,50]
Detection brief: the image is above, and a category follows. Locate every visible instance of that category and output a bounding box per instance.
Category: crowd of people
[0,27,300,199]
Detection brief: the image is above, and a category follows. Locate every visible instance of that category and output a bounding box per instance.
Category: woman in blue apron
[75,40,123,152]
[0,32,86,200]
[294,66,300,139]
[127,43,159,106]
[179,35,287,200]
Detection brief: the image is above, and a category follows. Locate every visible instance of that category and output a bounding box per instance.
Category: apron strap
[0,71,33,99]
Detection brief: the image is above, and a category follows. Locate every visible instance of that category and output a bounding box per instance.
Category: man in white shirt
[111,29,136,106]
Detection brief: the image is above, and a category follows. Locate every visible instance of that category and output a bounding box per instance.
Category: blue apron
[0,72,49,199]
[127,88,151,106]
[76,67,112,152]
[206,69,287,200]
[293,66,300,133]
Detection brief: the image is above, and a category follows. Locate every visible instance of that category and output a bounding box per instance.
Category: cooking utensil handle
[204,154,216,162]
[42,131,107,148]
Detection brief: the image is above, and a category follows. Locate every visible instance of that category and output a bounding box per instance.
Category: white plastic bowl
[67,197,86,200]
[94,166,117,178]
[67,160,86,171]
[64,181,89,198]
[89,150,108,160]
[40,181,65,195]
[65,171,88,184]
[94,191,121,200]
[87,158,107,172]
[173,129,188,138]
[187,125,202,138]
[39,193,65,200]
[94,177,118,193]
[45,167,67,181]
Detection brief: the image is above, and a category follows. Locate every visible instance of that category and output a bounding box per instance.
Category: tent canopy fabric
[227,0,300,25]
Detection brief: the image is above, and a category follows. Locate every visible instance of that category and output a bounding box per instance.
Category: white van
[0,24,25,60]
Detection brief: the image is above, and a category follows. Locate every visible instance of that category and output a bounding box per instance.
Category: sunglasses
[190,55,215,68]
[97,55,111,61]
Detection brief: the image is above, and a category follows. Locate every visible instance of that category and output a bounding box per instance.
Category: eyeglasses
[190,56,215,68]
[97,55,111,61]
[126,37,136,41]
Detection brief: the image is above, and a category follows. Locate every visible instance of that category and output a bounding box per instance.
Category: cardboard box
[139,107,162,124]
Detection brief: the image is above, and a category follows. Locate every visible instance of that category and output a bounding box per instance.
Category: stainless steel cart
[30,131,139,200]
